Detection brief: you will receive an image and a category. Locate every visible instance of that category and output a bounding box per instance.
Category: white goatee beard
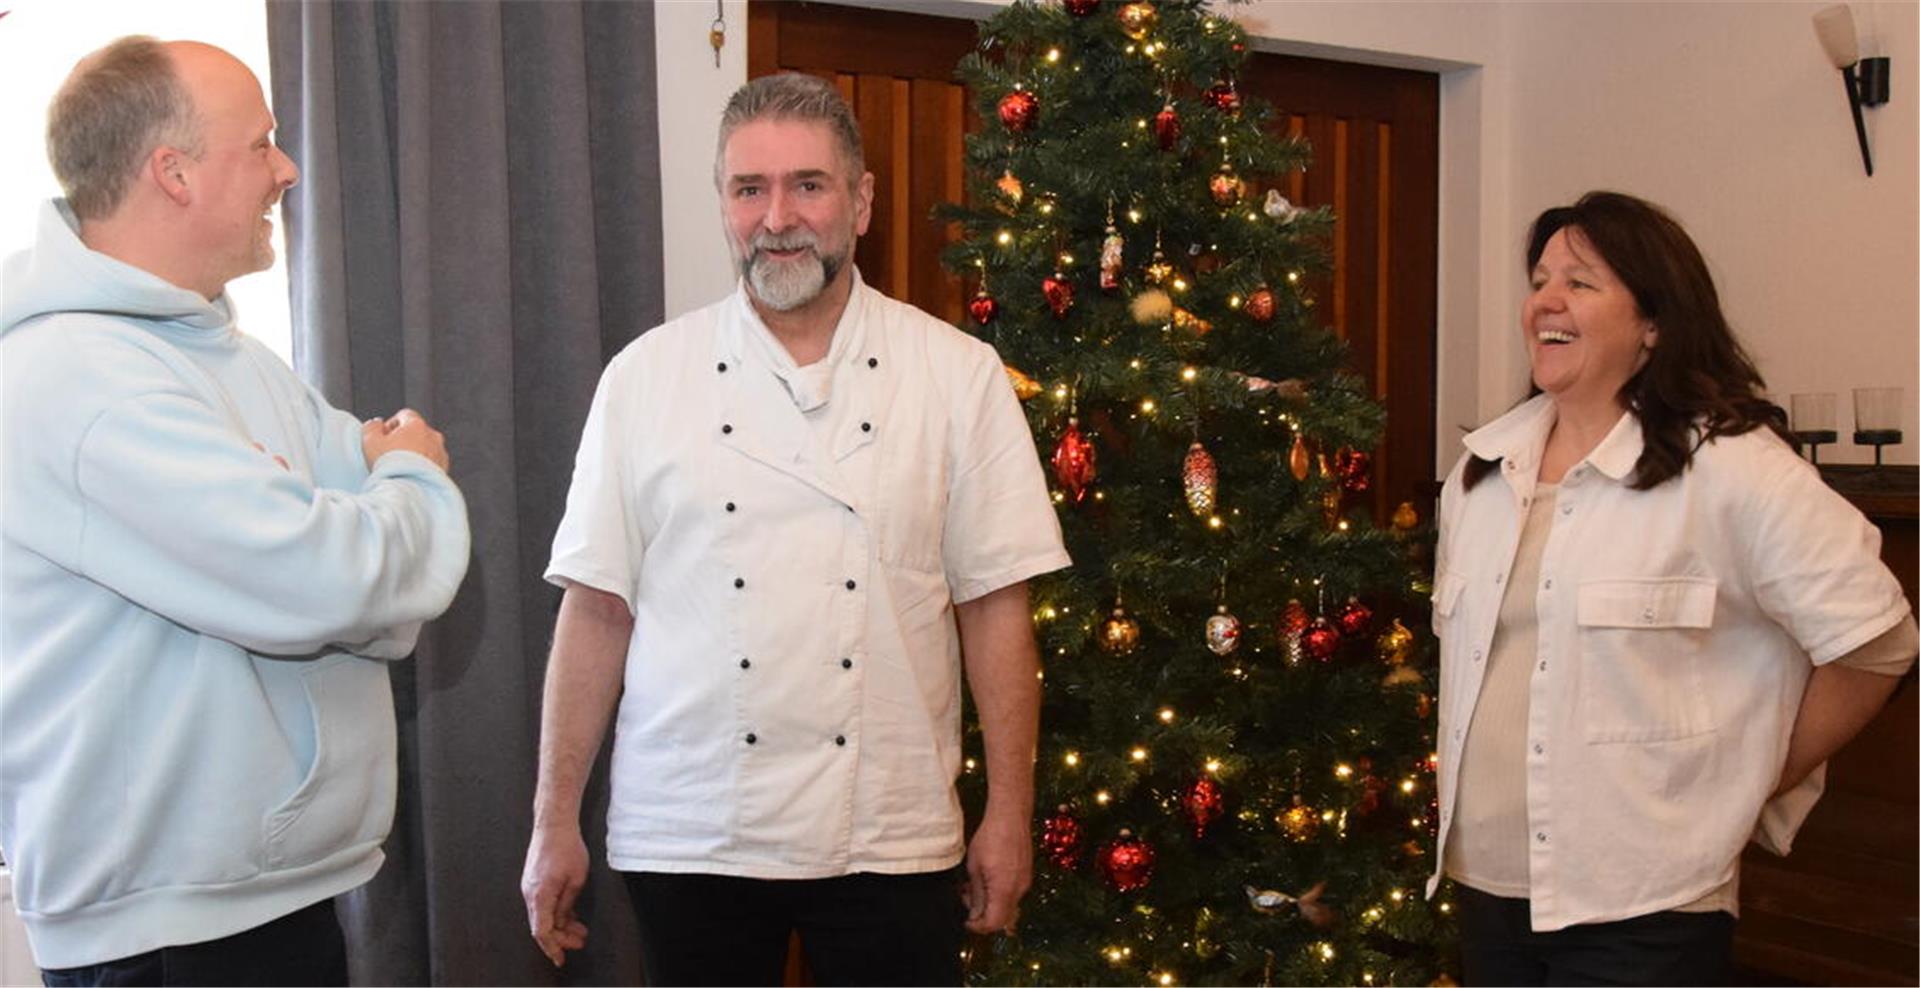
[742,235,847,313]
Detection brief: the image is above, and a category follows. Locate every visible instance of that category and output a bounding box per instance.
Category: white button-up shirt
[547,275,1070,878]
[1428,395,1909,930]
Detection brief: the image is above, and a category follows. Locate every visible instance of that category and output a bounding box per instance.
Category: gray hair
[715,73,864,187]
[47,35,203,221]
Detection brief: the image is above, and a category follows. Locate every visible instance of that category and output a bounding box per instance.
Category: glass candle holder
[1852,387,1904,468]
[1790,392,1838,464]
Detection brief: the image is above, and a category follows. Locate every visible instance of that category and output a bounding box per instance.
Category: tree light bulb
[1181,366,1197,381]
[1046,48,1062,63]
[1096,790,1112,804]
[1127,209,1143,223]
[1207,515,1222,529]
[1158,707,1175,722]
[1205,758,1222,773]
[1131,747,1148,762]
[996,230,1013,245]
[1140,399,1157,413]
[1335,763,1353,779]
[1064,751,1080,766]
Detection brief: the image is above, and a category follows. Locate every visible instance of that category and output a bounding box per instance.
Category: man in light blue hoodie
[0,37,470,986]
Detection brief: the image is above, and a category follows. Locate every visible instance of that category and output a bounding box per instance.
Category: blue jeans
[39,898,346,987]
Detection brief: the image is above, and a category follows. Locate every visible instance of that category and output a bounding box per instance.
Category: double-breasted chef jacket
[548,273,1071,878]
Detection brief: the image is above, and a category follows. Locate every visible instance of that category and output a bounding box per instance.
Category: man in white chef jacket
[518,72,1070,985]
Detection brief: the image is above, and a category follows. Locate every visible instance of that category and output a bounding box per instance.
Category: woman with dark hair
[1426,191,1915,985]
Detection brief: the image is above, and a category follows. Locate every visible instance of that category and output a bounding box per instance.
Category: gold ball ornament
[1378,618,1415,665]
[1279,794,1320,842]
[1101,606,1141,654]
[1208,164,1246,207]
[1391,500,1421,531]
[1117,1,1157,40]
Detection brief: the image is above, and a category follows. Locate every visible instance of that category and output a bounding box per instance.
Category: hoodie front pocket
[263,657,397,869]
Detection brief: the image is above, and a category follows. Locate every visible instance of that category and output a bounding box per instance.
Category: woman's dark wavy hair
[1463,191,1789,491]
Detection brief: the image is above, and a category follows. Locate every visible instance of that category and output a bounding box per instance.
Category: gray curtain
[266,2,662,983]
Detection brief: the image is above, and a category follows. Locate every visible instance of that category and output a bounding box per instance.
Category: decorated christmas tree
[944,2,1455,984]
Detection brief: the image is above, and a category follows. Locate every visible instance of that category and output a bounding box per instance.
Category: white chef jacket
[546,273,1070,878]
[1427,394,1910,930]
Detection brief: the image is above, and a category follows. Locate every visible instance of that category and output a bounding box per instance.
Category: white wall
[653,0,1920,472]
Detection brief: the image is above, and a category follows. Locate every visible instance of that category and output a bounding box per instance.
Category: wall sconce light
[1813,4,1891,176]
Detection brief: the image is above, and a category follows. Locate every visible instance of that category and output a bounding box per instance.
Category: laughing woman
[1428,191,1916,986]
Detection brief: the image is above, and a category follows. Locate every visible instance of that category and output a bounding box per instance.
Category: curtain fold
[267,3,662,982]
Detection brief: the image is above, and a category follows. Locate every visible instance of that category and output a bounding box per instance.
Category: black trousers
[623,868,967,987]
[38,898,347,987]
[1456,885,1735,987]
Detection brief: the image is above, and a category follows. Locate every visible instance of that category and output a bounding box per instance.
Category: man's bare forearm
[957,581,1041,822]
[533,583,634,830]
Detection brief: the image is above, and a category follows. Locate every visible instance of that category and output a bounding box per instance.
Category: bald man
[0,38,470,985]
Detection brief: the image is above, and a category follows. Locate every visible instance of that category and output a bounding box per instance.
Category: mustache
[750,231,820,255]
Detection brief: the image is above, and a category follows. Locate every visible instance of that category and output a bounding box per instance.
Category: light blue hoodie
[0,200,471,968]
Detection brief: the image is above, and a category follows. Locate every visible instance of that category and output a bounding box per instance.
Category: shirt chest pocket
[871,414,950,574]
[1574,577,1718,743]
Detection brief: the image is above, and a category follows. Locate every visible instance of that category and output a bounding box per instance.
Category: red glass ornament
[967,290,999,326]
[1355,756,1386,816]
[1202,80,1241,115]
[1304,617,1341,661]
[998,89,1038,132]
[1064,0,1100,14]
[1042,271,1074,319]
[1096,829,1155,892]
[1337,596,1374,637]
[1279,598,1310,637]
[1244,286,1275,322]
[1040,804,1083,867]
[1152,103,1181,150]
[1336,447,1373,493]
[1183,777,1226,838]
[1052,418,1096,503]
